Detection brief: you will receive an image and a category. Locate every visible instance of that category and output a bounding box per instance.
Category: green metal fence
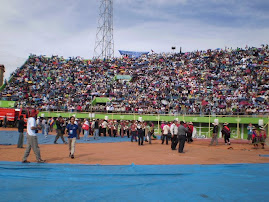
[39,111,268,139]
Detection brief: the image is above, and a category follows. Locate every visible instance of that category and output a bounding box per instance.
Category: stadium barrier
[39,111,268,139]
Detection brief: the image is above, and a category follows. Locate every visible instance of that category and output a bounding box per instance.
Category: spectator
[17,115,25,148]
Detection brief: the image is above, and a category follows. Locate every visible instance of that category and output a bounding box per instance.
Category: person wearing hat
[252,126,259,148]
[186,122,194,143]
[259,127,266,149]
[210,123,219,146]
[221,122,231,145]
[22,109,46,163]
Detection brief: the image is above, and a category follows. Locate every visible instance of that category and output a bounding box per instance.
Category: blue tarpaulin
[0,162,268,201]
[0,131,133,145]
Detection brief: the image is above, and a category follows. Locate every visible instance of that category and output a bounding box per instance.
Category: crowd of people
[1,45,268,115]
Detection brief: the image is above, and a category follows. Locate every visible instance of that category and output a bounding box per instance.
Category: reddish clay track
[0,128,269,165]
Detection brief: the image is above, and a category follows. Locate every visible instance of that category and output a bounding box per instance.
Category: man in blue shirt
[65,116,79,159]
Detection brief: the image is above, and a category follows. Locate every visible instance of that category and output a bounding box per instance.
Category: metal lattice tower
[94,0,114,59]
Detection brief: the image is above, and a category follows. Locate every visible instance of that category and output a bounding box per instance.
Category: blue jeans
[84,130,89,141]
[94,129,99,139]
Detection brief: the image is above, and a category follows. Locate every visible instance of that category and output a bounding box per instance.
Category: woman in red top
[131,121,137,142]
[252,127,259,148]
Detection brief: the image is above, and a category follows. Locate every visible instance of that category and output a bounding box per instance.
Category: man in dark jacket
[17,115,25,148]
[54,116,67,144]
[177,121,189,153]
[222,122,231,145]
[210,123,219,146]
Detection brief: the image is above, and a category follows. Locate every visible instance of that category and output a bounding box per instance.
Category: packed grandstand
[0,46,268,115]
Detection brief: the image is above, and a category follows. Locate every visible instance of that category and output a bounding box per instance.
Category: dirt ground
[0,128,269,165]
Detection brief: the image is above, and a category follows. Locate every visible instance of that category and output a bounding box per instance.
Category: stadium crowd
[1,45,268,115]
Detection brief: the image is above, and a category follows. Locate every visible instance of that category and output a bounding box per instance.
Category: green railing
[39,111,269,139]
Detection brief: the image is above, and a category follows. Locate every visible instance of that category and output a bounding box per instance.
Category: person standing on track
[186,122,194,143]
[82,118,90,141]
[48,117,55,132]
[259,127,267,149]
[93,119,100,139]
[17,115,25,148]
[65,116,79,159]
[170,120,178,150]
[137,121,144,145]
[210,123,219,146]
[131,121,137,142]
[247,123,253,144]
[22,109,46,163]
[177,121,189,153]
[54,116,67,144]
[148,122,154,144]
[102,119,108,137]
[221,122,231,145]
[162,122,170,145]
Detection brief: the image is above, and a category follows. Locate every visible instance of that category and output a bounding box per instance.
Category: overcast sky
[0,0,269,79]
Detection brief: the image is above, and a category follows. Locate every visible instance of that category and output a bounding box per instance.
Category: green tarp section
[115,75,132,81]
[0,100,16,108]
[91,97,113,105]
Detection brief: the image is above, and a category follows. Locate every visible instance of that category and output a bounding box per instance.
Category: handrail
[39,110,269,118]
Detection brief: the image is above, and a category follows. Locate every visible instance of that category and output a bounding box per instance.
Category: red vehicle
[0,108,32,127]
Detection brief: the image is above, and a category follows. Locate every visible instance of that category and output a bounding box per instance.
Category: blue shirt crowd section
[0,131,133,145]
[0,162,268,201]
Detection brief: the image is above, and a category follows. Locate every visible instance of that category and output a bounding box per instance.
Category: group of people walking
[247,123,267,149]
[210,122,231,146]
[17,113,267,163]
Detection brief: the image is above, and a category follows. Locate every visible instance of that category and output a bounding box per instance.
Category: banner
[119,50,149,58]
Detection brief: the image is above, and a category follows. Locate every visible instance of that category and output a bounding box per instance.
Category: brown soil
[0,128,268,165]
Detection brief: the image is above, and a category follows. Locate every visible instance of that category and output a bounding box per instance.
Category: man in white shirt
[170,120,178,150]
[22,109,46,163]
[162,122,170,145]
[101,120,108,136]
